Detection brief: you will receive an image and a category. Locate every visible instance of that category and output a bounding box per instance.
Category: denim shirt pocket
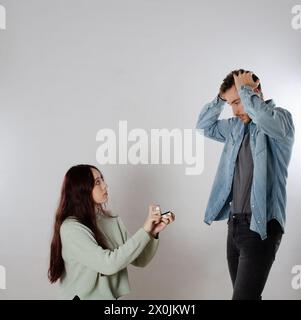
[251,129,266,157]
[224,132,235,152]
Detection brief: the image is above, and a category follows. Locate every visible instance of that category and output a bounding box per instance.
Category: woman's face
[91,168,108,204]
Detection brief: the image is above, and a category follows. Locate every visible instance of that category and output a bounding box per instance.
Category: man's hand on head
[233,71,260,91]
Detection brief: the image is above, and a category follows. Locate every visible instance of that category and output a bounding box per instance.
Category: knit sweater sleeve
[117,217,159,268]
[60,219,152,276]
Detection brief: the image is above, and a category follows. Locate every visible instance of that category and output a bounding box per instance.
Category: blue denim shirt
[196,85,295,240]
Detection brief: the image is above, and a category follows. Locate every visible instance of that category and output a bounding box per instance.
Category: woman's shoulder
[61,216,80,226]
[60,217,91,236]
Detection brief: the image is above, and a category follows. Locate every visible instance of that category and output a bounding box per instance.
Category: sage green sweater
[58,213,159,300]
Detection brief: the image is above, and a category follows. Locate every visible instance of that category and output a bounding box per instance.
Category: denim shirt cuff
[238,85,253,96]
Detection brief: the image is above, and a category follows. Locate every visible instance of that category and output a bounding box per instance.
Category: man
[196,69,295,299]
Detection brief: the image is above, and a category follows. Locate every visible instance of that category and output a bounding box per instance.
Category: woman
[48,164,175,300]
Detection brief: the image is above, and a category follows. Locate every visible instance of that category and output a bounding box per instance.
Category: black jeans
[227,213,283,300]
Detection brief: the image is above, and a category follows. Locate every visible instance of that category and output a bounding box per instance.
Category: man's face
[222,85,251,123]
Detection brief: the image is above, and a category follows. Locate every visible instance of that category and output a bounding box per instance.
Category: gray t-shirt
[230,123,254,214]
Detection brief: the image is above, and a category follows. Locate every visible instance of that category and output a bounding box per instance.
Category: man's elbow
[196,117,207,130]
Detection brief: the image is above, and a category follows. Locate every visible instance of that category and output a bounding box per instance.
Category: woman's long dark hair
[48,164,111,283]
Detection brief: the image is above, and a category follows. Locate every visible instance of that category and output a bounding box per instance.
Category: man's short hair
[220,69,261,94]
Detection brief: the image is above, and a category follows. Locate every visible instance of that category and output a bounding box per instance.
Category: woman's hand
[151,211,175,236]
[143,205,176,237]
[143,205,162,234]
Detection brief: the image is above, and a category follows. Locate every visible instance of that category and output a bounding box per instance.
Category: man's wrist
[239,84,253,92]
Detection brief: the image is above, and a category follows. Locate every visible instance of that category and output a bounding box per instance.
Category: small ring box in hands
[154,206,172,217]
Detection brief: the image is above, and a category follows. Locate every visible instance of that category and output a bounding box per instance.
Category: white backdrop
[0,0,300,299]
